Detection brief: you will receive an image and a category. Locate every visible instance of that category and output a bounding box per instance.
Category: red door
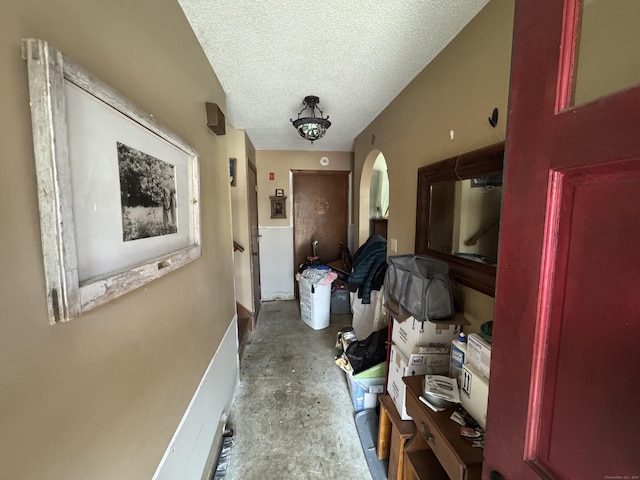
[485,0,640,479]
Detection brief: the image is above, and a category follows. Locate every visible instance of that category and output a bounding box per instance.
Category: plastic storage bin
[298,276,331,330]
[331,288,351,314]
[347,372,385,412]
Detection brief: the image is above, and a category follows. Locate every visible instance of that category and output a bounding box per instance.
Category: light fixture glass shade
[291,96,331,143]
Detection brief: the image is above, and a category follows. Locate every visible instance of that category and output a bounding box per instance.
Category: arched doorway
[358,150,389,246]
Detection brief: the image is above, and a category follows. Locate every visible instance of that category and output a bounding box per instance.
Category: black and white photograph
[118,142,178,241]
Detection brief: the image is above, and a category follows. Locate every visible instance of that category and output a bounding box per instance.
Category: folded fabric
[298,267,337,286]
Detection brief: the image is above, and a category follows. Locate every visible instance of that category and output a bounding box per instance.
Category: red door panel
[525,160,640,479]
[485,0,640,478]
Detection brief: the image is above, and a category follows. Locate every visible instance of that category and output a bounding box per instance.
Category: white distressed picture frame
[22,38,201,324]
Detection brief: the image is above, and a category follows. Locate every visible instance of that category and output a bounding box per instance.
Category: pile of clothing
[295,265,337,286]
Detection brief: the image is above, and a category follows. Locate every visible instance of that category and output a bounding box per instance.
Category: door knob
[490,471,505,480]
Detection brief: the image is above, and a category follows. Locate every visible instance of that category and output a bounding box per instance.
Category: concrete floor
[224,300,374,480]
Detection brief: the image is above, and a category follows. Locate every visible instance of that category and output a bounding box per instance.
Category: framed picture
[270,196,287,219]
[229,158,236,186]
[275,188,284,197]
[22,38,201,324]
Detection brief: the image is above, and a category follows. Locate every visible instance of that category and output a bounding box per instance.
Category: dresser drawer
[402,375,483,480]
[405,392,468,480]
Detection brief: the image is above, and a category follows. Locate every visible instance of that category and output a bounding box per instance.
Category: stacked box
[402,348,449,374]
[386,344,449,420]
[391,316,461,357]
[460,363,490,428]
[467,333,492,379]
[386,304,472,419]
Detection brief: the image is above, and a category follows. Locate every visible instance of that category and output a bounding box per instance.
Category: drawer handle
[420,422,435,444]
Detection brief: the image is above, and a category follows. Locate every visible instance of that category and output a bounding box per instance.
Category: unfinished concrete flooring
[224,300,373,479]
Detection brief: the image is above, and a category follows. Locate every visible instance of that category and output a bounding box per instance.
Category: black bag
[344,327,388,375]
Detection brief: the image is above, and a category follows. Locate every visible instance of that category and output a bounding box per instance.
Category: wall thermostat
[320,156,329,166]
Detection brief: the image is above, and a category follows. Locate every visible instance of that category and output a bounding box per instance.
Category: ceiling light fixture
[290,96,331,144]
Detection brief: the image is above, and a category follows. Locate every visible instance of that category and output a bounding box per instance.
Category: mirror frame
[415,142,505,297]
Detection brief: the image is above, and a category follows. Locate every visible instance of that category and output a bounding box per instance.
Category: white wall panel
[259,226,295,300]
[152,318,239,480]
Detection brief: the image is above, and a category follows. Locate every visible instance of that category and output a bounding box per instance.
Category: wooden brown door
[247,163,261,319]
[292,170,349,294]
[485,1,640,479]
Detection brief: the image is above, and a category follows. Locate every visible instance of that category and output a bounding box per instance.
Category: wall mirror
[415,142,505,296]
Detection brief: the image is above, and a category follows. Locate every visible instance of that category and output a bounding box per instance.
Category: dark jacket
[348,235,387,304]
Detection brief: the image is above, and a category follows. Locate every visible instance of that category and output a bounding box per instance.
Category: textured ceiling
[177,0,488,151]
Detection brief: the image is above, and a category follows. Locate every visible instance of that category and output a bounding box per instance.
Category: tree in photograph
[118,142,177,241]
[118,142,174,208]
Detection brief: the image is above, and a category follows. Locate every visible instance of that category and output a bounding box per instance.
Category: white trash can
[298,275,332,330]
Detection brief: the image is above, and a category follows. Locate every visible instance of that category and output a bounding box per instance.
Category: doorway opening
[358,150,389,246]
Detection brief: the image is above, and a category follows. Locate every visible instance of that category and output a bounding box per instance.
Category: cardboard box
[460,363,490,428]
[404,349,449,374]
[387,344,448,420]
[347,372,385,412]
[391,316,462,357]
[467,333,492,379]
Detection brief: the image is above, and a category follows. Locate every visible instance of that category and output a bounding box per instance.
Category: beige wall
[0,1,235,479]
[256,150,353,226]
[353,0,515,329]
[229,128,256,310]
[575,0,640,106]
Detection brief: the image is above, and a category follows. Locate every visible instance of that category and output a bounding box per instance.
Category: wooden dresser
[401,375,483,480]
